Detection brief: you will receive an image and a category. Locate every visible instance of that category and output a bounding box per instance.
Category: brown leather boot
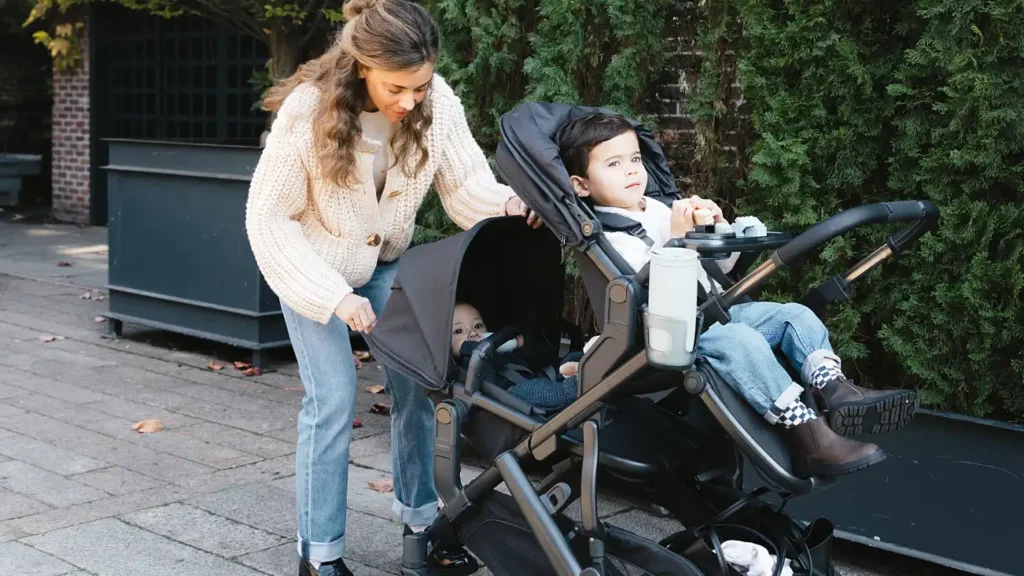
[787,417,886,478]
[815,376,919,437]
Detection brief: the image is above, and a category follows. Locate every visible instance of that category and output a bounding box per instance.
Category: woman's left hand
[505,196,544,229]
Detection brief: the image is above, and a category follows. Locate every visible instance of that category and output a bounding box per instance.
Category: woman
[245,1,538,574]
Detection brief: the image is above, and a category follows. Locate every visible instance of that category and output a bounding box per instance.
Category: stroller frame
[378,103,940,576]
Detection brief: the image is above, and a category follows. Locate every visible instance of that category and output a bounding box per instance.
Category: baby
[555,112,920,478]
[452,303,585,410]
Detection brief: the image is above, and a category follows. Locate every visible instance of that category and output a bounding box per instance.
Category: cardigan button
[367,233,382,247]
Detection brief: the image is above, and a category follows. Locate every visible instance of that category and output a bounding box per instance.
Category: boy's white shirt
[594,199,738,293]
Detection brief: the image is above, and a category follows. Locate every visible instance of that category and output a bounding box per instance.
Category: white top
[359,111,396,197]
[594,199,738,292]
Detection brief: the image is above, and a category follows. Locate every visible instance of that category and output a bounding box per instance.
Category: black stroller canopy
[494,101,680,250]
[369,217,565,391]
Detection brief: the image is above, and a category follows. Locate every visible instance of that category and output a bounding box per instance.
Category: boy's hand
[559,362,579,378]
[670,200,696,239]
[688,195,726,224]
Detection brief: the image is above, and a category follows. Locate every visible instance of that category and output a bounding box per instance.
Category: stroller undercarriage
[367,102,939,576]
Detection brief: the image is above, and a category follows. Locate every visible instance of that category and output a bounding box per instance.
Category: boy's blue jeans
[280,260,438,564]
[697,301,837,416]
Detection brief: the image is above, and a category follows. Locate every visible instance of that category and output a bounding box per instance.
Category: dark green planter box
[0,153,42,207]
[751,410,1023,576]
[103,139,288,367]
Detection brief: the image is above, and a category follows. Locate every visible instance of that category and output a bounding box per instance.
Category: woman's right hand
[335,293,376,333]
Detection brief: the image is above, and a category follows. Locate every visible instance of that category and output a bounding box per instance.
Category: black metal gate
[90,4,269,225]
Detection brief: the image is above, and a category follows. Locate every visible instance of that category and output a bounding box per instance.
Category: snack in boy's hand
[694,208,715,226]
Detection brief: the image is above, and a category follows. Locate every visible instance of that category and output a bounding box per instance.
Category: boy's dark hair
[556,112,637,178]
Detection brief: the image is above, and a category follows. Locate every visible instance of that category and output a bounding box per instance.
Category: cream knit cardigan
[245,75,516,325]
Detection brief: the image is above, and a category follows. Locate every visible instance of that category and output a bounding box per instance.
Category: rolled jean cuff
[764,382,806,425]
[392,498,438,527]
[801,349,842,385]
[297,533,345,563]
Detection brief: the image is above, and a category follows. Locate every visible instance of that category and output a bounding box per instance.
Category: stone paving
[0,220,953,576]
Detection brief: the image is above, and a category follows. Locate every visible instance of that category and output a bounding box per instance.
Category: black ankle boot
[815,376,919,436]
[404,525,479,576]
[299,557,354,576]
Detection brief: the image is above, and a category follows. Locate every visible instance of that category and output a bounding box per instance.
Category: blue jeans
[697,302,837,416]
[281,260,438,563]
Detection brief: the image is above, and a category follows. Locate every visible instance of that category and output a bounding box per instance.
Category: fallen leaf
[57,261,72,267]
[376,365,383,372]
[94,316,107,323]
[80,291,93,300]
[208,362,225,371]
[38,335,64,343]
[370,403,391,415]
[365,385,385,395]
[352,418,363,428]
[354,351,372,361]
[131,419,163,433]
[95,294,106,301]
[367,477,393,493]
[232,361,252,370]
[242,367,263,377]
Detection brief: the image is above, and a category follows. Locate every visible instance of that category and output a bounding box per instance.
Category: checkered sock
[764,382,818,428]
[809,362,843,390]
[775,399,818,429]
[802,349,844,389]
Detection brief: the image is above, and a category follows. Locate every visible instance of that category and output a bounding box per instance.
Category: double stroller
[368,102,939,576]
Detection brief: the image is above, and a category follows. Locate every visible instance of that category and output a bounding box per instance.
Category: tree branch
[300,0,327,47]
[178,0,265,39]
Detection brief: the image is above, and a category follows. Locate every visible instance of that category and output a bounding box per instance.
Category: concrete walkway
[0,219,955,576]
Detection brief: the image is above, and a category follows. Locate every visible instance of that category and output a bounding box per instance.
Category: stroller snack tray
[672,231,794,257]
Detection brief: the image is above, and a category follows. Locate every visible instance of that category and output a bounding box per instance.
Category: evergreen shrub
[417,0,1024,420]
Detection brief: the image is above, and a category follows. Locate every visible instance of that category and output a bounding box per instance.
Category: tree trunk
[260,30,304,144]
[269,29,303,80]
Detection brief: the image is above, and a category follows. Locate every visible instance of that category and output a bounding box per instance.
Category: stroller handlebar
[717,199,940,309]
[774,200,940,268]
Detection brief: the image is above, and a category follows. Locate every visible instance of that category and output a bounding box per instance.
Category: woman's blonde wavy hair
[262,0,439,187]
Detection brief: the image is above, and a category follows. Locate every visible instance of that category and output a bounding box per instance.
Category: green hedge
[732,0,1024,420]
[417,0,1024,421]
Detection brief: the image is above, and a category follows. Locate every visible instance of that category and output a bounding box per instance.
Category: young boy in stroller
[451,112,919,479]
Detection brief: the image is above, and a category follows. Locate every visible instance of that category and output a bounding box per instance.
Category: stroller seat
[368,101,940,576]
[452,343,704,480]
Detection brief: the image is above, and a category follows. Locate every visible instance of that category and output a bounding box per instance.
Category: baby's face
[572,131,649,210]
[452,304,487,355]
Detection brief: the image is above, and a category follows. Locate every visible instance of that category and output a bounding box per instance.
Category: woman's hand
[505,196,543,229]
[670,200,696,239]
[335,293,376,333]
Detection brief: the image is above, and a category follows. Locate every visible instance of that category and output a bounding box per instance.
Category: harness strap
[500,363,534,385]
[701,259,735,290]
[593,211,654,247]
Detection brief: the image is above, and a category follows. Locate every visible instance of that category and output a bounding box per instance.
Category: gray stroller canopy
[494,101,681,250]
[368,217,565,391]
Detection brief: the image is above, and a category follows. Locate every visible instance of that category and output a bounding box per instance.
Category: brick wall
[653,5,751,205]
[51,24,91,224]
